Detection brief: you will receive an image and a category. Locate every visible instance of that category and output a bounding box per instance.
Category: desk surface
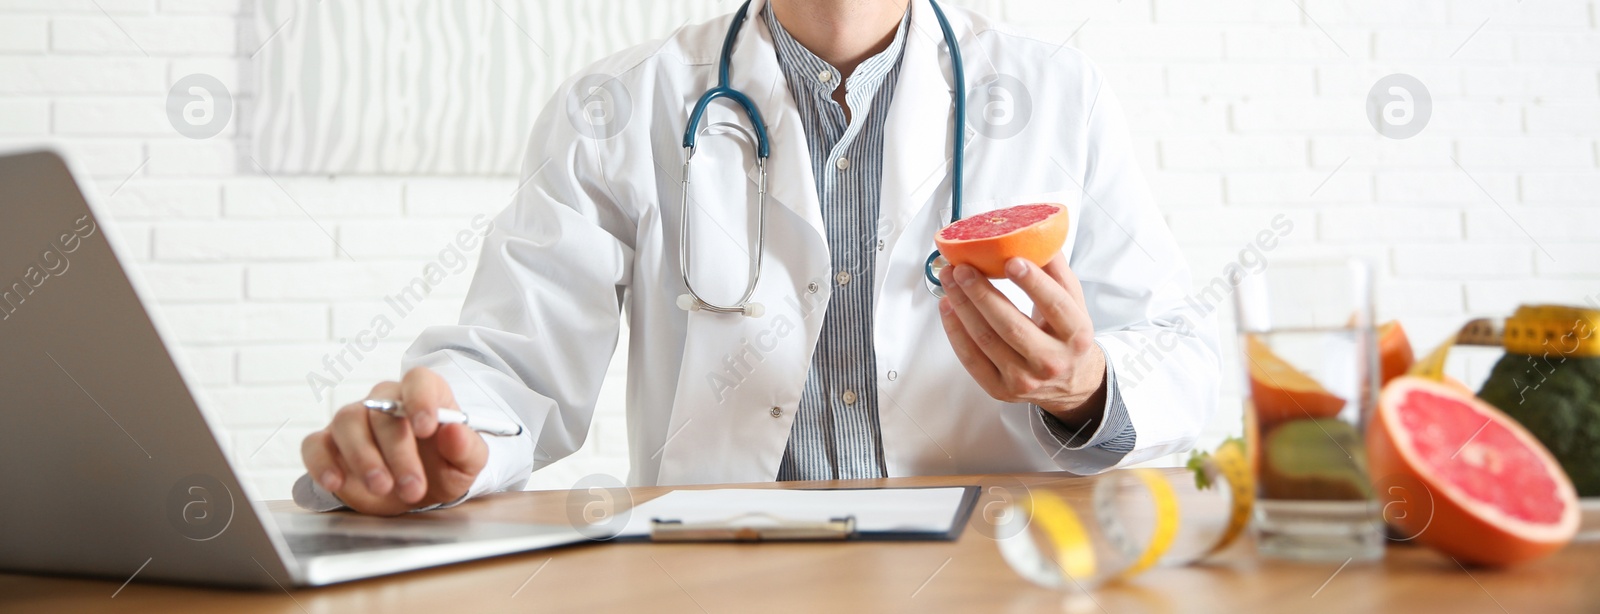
[3,471,1598,613]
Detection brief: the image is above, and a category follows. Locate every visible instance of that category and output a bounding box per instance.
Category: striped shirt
[767,5,1134,481]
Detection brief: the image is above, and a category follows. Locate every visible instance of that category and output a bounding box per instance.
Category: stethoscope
[676,0,965,318]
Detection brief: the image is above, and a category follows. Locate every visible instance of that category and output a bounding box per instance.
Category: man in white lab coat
[299,0,1218,515]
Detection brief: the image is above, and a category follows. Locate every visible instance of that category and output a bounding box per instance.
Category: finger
[432,422,486,486]
[400,367,459,437]
[369,415,427,505]
[366,381,425,501]
[941,265,1023,370]
[1007,257,1091,341]
[1041,254,1088,307]
[1038,256,1096,346]
[938,297,1008,398]
[329,403,393,497]
[301,430,344,492]
[368,380,401,403]
[946,264,1051,367]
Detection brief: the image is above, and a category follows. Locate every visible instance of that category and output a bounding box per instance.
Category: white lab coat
[402,0,1219,497]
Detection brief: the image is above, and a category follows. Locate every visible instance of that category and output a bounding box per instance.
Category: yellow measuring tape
[1106,469,1181,577]
[1501,305,1600,357]
[1016,463,1251,587]
[1204,440,1255,558]
[1022,491,1098,580]
[1409,334,1456,381]
[1016,468,1184,586]
[1413,305,1600,381]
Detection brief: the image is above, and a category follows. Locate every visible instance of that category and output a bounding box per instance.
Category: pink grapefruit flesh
[934,203,1070,278]
[1369,376,1579,566]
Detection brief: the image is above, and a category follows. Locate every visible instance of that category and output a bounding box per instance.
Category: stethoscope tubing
[922,0,964,292]
[678,0,964,315]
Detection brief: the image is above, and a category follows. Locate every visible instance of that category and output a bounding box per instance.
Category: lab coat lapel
[731,0,828,251]
[655,0,830,486]
[878,0,969,255]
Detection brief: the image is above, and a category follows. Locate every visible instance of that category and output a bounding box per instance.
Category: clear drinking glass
[1233,258,1383,562]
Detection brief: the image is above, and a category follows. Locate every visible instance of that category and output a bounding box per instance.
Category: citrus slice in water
[1244,335,1346,429]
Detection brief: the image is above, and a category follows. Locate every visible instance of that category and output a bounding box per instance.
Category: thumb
[426,423,488,497]
[433,423,489,476]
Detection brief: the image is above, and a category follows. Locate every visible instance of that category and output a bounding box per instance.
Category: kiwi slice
[1260,418,1371,501]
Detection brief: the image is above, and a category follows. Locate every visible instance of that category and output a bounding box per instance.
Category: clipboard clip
[649,513,856,542]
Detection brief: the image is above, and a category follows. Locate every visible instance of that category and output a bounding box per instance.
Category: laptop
[0,149,588,588]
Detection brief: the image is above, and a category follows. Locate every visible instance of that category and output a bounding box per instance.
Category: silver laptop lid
[0,149,295,588]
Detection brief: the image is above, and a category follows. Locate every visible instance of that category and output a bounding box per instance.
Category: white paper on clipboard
[610,487,971,538]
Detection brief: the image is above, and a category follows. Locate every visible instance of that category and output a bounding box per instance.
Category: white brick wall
[3,0,1598,498]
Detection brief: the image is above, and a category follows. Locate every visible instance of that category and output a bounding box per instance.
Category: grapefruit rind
[1371,376,1579,565]
[1377,320,1416,387]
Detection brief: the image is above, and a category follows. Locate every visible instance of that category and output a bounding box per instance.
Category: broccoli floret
[1477,355,1600,497]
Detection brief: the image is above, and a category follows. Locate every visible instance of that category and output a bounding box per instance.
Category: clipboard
[611,486,981,543]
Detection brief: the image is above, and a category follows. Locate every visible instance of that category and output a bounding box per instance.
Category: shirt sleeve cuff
[1035,342,1137,454]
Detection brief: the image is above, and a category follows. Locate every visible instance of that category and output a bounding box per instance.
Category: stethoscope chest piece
[924,253,949,299]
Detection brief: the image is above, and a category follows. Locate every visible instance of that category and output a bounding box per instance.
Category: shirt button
[835,157,850,171]
[841,390,857,405]
[807,282,819,293]
[770,406,782,418]
[818,70,832,82]
[835,271,851,286]
[887,370,898,381]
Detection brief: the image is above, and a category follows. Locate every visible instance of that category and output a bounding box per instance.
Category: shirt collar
[762,3,911,102]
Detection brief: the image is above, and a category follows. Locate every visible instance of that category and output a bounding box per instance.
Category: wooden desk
[3,471,1597,613]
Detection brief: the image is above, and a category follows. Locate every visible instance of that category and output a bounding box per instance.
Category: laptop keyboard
[283,532,456,556]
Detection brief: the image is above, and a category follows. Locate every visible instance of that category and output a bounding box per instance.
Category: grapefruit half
[934,203,1070,278]
[1369,376,1579,566]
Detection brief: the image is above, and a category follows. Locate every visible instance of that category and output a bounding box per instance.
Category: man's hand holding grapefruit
[935,202,1108,428]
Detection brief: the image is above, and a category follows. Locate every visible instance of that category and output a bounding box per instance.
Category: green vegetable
[1477,354,1600,497]
[1187,449,1212,491]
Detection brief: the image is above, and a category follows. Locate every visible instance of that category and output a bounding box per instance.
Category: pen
[362,399,524,437]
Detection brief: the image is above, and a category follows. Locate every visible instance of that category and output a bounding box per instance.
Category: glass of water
[1233,258,1383,562]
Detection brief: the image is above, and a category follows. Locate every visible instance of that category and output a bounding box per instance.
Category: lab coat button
[841,390,857,405]
[835,271,851,286]
[807,282,819,293]
[887,370,897,381]
[769,406,782,418]
[876,239,885,251]
[835,157,849,171]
